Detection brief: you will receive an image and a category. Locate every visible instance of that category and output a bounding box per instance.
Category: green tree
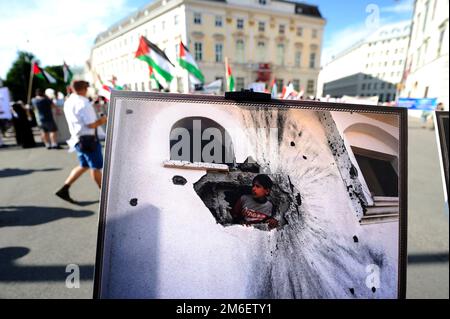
[4,51,66,102]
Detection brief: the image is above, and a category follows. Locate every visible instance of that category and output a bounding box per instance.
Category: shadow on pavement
[0,247,94,282]
[0,205,94,227]
[0,168,62,178]
[408,252,449,264]
[74,200,99,207]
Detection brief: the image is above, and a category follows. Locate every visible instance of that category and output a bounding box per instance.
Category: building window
[215,43,223,62]
[174,15,179,25]
[312,29,318,38]
[309,52,316,69]
[293,79,300,92]
[295,51,301,67]
[276,79,284,91]
[367,83,372,90]
[374,83,378,90]
[257,41,266,61]
[386,93,391,102]
[259,0,267,4]
[237,18,244,30]
[170,117,234,164]
[296,26,303,36]
[276,43,285,66]
[258,21,265,32]
[194,42,203,61]
[236,39,245,63]
[437,25,446,56]
[236,77,245,91]
[279,24,285,35]
[388,83,393,89]
[380,82,385,89]
[352,148,398,197]
[423,0,430,32]
[215,15,223,27]
[306,79,314,95]
[379,94,384,102]
[362,83,366,90]
[194,12,202,24]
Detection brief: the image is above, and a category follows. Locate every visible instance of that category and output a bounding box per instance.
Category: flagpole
[27,61,34,105]
[224,57,229,91]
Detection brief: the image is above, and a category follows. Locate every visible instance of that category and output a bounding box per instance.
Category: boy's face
[252,181,270,199]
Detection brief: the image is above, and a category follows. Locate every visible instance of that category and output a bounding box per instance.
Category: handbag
[78,135,97,153]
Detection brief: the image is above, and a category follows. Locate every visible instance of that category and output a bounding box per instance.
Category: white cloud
[0,0,137,78]
[380,0,414,13]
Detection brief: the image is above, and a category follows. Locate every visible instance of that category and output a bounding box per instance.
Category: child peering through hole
[231,174,279,230]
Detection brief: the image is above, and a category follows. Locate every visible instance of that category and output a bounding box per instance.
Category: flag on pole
[108,75,123,90]
[148,65,163,90]
[135,36,175,89]
[98,85,112,101]
[270,79,277,99]
[225,57,235,92]
[282,82,294,99]
[63,61,73,85]
[33,62,56,84]
[178,41,204,84]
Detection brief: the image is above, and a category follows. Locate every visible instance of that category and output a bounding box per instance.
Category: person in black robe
[11,101,36,148]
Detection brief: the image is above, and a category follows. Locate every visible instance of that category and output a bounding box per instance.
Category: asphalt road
[0,117,448,299]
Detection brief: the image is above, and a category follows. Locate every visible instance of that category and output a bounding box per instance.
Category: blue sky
[0,0,414,79]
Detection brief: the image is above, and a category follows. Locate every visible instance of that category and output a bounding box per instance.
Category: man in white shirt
[55,80,107,203]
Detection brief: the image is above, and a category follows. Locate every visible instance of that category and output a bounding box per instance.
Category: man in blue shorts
[55,80,107,203]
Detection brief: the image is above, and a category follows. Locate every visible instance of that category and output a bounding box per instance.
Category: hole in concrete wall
[172,175,187,185]
[302,155,307,160]
[193,157,303,231]
[349,164,358,178]
[129,198,138,206]
[290,141,296,147]
[349,288,355,295]
[353,235,359,243]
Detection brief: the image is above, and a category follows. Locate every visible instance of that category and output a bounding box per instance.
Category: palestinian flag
[135,36,174,89]
[98,84,112,101]
[270,79,277,99]
[63,61,73,85]
[178,41,204,84]
[225,58,235,92]
[33,62,56,84]
[148,65,162,90]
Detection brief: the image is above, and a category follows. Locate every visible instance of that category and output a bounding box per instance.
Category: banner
[397,97,437,110]
[0,87,12,120]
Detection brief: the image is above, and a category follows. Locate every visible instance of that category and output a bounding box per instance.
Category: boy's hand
[267,218,279,230]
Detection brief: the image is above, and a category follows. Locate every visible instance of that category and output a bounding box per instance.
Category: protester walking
[55,80,107,203]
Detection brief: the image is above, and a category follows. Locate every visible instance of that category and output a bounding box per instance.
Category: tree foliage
[4,51,67,103]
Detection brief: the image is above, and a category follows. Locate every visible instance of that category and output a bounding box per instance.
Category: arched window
[169,117,235,165]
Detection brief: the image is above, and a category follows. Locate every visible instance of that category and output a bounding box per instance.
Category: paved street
[0,116,448,299]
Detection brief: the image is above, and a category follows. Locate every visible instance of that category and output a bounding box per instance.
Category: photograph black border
[93,91,408,299]
[434,111,449,202]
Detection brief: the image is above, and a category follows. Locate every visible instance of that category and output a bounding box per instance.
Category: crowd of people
[0,81,108,203]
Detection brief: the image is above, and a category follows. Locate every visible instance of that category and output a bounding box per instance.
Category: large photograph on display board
[434,111,449,206]
[94,92,407,299]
